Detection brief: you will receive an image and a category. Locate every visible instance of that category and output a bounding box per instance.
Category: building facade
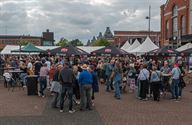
[114,31,160,46]
[160,0,192,47]
[0,29,54,48]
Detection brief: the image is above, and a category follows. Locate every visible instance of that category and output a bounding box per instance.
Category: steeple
[104,27,113,39]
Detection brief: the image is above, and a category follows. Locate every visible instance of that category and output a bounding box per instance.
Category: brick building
[160,0,192,47]
[114,31,160,46]
[0,29,54,48]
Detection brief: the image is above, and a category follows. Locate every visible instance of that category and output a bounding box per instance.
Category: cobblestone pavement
[0,81,104,125]
[95,84,192,125]
[1,80,192,125]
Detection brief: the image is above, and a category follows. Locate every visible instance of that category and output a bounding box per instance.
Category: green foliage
[70,39,83,46]
[56,38,83,47]
[92,38,111,46]
[20,40,29,46]
[56,38,69,47]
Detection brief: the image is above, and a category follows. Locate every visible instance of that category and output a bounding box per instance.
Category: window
[181,16,185,35]
[166,20,169,39]
[172,5,178,36]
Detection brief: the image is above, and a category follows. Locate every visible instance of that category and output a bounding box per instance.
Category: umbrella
[147,46,179,56]
[91,45,129,56]
[49,44,89,56]
[11,43,44,53]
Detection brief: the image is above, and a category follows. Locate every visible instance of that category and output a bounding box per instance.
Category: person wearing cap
[79,64,93,111]
[170,63,181,100]
[59,62,75,113]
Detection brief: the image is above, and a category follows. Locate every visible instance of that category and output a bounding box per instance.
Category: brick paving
[95,84,192,125]
[1,79,192,125]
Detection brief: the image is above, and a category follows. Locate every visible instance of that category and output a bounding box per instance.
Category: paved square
[1,80,192,125]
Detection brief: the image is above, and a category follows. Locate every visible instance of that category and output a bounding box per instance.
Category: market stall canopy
[125,39,140,52]
[181,47,192,56]
[147,46,179,56]
[91,45,129,56]
[49,44,89,56]
[11,43,44,53]
[130,37,159,53]
[0,45,59,55]
[121,40,131,51]
[176,43,192,52]
[77,46,104,54]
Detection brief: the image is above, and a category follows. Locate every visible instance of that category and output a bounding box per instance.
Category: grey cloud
[0,0,167,43]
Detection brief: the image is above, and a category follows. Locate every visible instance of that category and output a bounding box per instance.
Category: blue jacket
[79,70,93,85]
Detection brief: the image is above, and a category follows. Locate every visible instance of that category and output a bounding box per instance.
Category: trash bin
[26,75,38,95]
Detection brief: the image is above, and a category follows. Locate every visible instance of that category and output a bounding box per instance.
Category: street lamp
[146,5,151,37]
[19,36,22,60]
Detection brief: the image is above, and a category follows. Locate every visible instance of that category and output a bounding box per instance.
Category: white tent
[121,40,131,51]
[130,37,159,53]
[125,39,140,52]
[0,45,59,55]
[176,43,192,52]
[77,46,104,54]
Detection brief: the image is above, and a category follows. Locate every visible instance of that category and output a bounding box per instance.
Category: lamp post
[146,5,151,37]
[19,36,22,60]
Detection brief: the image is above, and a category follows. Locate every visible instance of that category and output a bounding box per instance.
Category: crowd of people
[0,55,187,113]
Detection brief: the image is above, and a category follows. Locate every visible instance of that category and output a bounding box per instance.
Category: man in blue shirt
[79,64,93,111]
[170,63,181,100]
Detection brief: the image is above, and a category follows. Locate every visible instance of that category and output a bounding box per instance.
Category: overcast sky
[0,0,167,43]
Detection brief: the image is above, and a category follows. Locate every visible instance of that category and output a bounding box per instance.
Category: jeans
[51,92,59,108]
[171,79,180,99]
[60,85,73,110]
[80,84,92,110]
[20,73,27,86]
[114,80,121,99]
[106,75,113,91]
[39,77,47,96]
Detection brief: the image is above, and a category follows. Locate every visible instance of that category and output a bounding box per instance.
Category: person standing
[89,65,99,106]
[110,61,122,100]
[59,62,75,113]
[39,63,49,98]
[105,60,114,92]
[138,64,150,100]
[79,64,93,111]
[170,63,181,100]
[150,66,161,101]
[127,63,137,93]
[160,61,171,94]
[50,64,62,108]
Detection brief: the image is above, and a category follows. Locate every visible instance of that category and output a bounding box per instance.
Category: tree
[20,39,29,46]
[92,38,111,46]
[56,38,69,47]
[70,39,83,46]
